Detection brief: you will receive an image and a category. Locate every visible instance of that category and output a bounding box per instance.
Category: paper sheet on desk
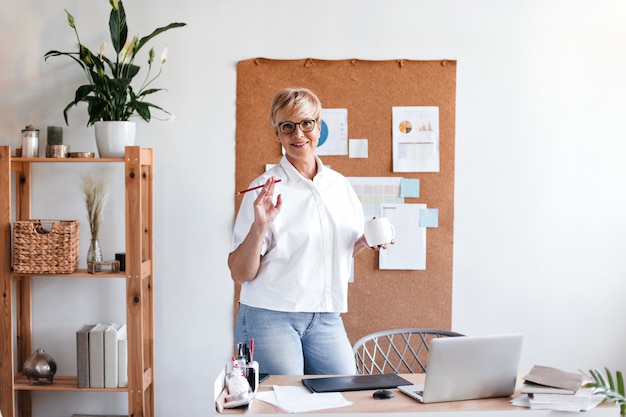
[256,385,353,413]
[510,394,606,412]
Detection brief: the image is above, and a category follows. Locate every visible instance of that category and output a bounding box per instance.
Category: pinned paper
[316,109,348,156]
[349,139,368,158]
[400,178,420,198]
[347,177,403,219]
[392,106,440,172]
[419,208,438,228]
[379,203,426,270]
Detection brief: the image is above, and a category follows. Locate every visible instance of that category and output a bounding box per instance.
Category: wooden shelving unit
[0,146,154,417]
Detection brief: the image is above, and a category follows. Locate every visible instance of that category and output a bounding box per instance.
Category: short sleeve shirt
[230,156,364,313]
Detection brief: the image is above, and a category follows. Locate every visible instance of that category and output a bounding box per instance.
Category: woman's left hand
[353,234,394,256]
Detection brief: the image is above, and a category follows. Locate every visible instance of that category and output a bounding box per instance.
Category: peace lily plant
[44,0,186,126]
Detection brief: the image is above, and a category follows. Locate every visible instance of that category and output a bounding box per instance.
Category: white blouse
[231,156,364,313]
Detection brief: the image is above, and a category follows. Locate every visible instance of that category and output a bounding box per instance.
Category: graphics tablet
[302,373,412,393]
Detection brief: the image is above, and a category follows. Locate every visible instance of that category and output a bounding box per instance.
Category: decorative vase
[23,348,57,384]
[94,120,136,158]
[87,238,103,264]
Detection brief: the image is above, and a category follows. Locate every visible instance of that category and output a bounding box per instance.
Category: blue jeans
[235,304,357,375]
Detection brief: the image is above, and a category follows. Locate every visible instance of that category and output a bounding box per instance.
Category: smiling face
[269,88,323,173]
[275,112,321,166]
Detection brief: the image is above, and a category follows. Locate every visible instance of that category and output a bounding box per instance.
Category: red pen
[235,179,282,196]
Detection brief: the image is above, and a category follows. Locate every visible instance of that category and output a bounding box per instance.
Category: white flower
[160,47,168,66]
[119,36,137,64]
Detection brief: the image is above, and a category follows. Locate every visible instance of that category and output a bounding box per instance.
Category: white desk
[215,374,618,416]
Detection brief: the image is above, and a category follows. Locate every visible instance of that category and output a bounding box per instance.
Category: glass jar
[21,125,40,157]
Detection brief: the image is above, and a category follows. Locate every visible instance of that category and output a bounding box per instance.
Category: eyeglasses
[277,119,316,134]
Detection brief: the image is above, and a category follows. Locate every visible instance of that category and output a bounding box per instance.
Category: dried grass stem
[80,171,111,240]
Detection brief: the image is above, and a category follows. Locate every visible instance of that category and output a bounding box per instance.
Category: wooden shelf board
[14,375,127,392]
[11,156,123,163]
[11,269,126,279]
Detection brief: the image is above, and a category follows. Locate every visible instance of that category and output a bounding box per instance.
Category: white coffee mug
[364,217,396,247]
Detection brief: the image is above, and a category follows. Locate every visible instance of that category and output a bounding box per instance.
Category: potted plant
[44,0,186,157]
[585,368,625,416]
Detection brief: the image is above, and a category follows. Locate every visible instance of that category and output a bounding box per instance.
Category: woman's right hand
[253,177,282,227]
[228,177,283,284]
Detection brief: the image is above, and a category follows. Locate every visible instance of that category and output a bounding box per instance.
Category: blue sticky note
[400,178,420,198]
[419,208,438,228]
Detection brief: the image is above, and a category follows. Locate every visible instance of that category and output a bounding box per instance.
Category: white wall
[1,0,625,416]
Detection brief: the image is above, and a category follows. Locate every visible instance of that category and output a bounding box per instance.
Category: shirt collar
[279,155,325,182]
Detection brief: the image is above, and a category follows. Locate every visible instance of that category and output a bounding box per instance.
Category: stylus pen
[235,179,282,196]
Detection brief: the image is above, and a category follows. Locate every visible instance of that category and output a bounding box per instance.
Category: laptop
[398,333,523,403]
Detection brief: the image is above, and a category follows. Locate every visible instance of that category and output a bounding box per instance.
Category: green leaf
[63,101,77,125]
[115,63,140,79]
[594,368,609,386]
[44,50,88,73]
[606,367,617,391]
[135,22,186,53]
[134,102,151,122]
[74,84,96,103]
[109,0,128,54]
[136,88,163,98]
[108,76,133,93]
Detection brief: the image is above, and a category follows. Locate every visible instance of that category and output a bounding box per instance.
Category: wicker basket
[13,220,80,274]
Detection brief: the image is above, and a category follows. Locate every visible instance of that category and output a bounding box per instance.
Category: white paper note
[379,203,427,270]
[392,106,440,172]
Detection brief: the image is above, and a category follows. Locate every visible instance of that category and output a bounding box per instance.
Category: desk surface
[216,374,618,416]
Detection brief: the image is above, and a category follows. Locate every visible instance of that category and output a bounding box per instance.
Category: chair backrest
[352,328,464,375]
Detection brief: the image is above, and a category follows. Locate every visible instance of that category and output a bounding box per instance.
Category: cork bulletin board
[235,58,456,344]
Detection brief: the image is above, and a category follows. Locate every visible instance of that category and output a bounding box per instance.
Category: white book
[88,323,109,388]
[104,324,126,388]
[118,335,128,388]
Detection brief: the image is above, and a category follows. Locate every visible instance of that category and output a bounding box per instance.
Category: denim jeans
[235,304,357,375]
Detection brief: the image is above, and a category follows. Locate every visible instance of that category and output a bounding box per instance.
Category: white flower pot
[94,121,136,158]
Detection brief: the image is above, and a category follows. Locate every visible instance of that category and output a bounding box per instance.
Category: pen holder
[223,361,259,409]
[244,361,259,393]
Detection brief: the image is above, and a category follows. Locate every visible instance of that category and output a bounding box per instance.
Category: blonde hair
[268,88,322,128]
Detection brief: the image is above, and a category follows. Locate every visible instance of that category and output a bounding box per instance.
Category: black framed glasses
[278,119,316,134]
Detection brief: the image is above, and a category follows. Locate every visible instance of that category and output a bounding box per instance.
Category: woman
[229,87,380,375]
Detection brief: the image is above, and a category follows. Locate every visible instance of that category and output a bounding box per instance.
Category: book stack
[519,365,604,412]
[76,323,128,389]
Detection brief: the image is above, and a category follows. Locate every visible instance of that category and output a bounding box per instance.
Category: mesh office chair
[352,328,464,375]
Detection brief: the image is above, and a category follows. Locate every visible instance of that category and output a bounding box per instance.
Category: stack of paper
[527,389,606,412]
[511,365,605,412]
